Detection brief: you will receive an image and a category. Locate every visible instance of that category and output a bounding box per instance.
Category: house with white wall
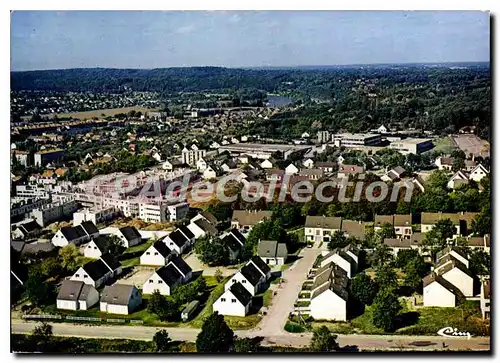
[70,255,122,288]
[140,240,173,266]
[113,226,141,248]
[423,273,463,307]
[304,216,342,244]
[142,264,183,296]
[213,282,253,317]
[225,263,264,296]
[434,255,474,297]
[56,280,99,311]
[83,236,111,259]
[99,284,142,315]
[469,164,489,183]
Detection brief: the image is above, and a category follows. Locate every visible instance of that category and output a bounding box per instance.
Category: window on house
[154,252,158,255]
[242,280,247,284]
[84,275,88,278]
[146,252,150,255]
[231,299,236,303]
[221,298,226,302]
[75,274,80,278]
[158,280,163,284]
[149,279,153,283]
[232,279,236,283]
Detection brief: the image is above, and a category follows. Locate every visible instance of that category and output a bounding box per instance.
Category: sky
[10,10,490,71]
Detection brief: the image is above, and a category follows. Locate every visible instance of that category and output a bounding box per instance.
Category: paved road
[252,246,319,336]
[12,320,490,351]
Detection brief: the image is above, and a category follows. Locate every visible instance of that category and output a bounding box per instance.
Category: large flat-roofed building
[332,133,382,148]
[34,149,65,167]
[389,138,433,155]
[218,143,311,160]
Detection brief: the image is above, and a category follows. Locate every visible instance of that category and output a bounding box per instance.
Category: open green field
[430,136,458,155]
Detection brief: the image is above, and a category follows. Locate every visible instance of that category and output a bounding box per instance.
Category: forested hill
[10,64,490,94]
[10,67,291,93]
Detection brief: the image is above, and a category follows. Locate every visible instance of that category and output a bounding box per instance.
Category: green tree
[214,268,224,283]
[374,264,398,290]
[196,311,235,353]
[194,236,229,266]
[349,273,378,306]
[468,249,490,276]
[58,244,81,272]
[172,283,198,305]
[147,290,180,321]
[147,290,166,314]
[194,276,207,292]
[152,330,172,352]
[327,230,349,250]
[372,288,402,332]
[379,223,396,239]
[395,249,420,268]
[452,158,466,172]
[423,219,456,254]
[25,269,50,306]
[31,322,53,351]
[40,257,61,278]
[233,337,262,353]
[106,235,125,256]
[369,243,393,269]
[403,260,423,293]
[309,325,340,352]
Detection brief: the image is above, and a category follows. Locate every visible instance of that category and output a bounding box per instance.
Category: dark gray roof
[221,234,243,252]
[436,246,468,262]
[81,259,110,281]
[57,280,84,301]
[81,221,99,236]
[305,216,342,229]
[257,240,288,259]
[249,256,271,276]
[199,211,218,225]
[167,229,189,247]
[229,228,246,244]
[240,263,262,286]
[152,240,171,258]
[119,226,141,242]
[229,282,253,306]
[91,236,110,252]
[311,280,349,301]
[168,256,192,277]
[18,220,42,234]
[61,225,87,242]
[100,254,121,272]
[384,238,411,248]
[156,264,183,286]
[194,219,218,236]
[178,226,194,240]
[79,284,95,301]
[100,284,138,305]
[435,255,473,278]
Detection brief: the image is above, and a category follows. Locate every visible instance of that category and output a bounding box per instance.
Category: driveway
[184,252,240,277]
[252,246,320,336]
[116,267,155,289]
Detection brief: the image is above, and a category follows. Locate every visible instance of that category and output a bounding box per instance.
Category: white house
[100,284,142,315]
[337,155,345,165]
[213,282,253,317]
[142,264,183,296]
[162,228,193,255]
[303,158,315,169]
[225,263,264,296]
[304,216,342,244]
[434,256,474,297]
[469,164,489,183]
[480,279,491,320]
[210,141,221,149]
[113,226,141,248]
[310,282,348,321]
[166,202,189,222]
[167,256,193,283]
[285,163,299,175]
[70,255,122,288]
[436,246,469,267]
[162,160,173,171]
[260,159,273,169]
[248,256,272,281]
[447,171,470,190]
[202,165,217,180]
[377,125,389,134]
[83,236,111,259]
[51,221,99,247]
[196,158,208,172]
[257,240,287,266]
[320,250,356,278]
[423,273,462,307]
[56,280,99,311]
[435,157,454,171]
[140,240,173,266]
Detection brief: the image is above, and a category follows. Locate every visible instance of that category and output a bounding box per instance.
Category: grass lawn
[262,289,274,307]
[120,256,140,268]
[188,277,263,330]
[294,301,310,307]
[429,136,458,155]
[124,240,153,254]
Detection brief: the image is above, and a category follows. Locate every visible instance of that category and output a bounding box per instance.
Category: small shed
[181,300,200,322]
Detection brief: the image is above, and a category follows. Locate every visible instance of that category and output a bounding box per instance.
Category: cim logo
[437,327,472,339]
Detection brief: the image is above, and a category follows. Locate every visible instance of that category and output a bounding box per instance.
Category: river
[266,94,294,108]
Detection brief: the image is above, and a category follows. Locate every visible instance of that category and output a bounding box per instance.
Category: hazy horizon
[11,11,490,71]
